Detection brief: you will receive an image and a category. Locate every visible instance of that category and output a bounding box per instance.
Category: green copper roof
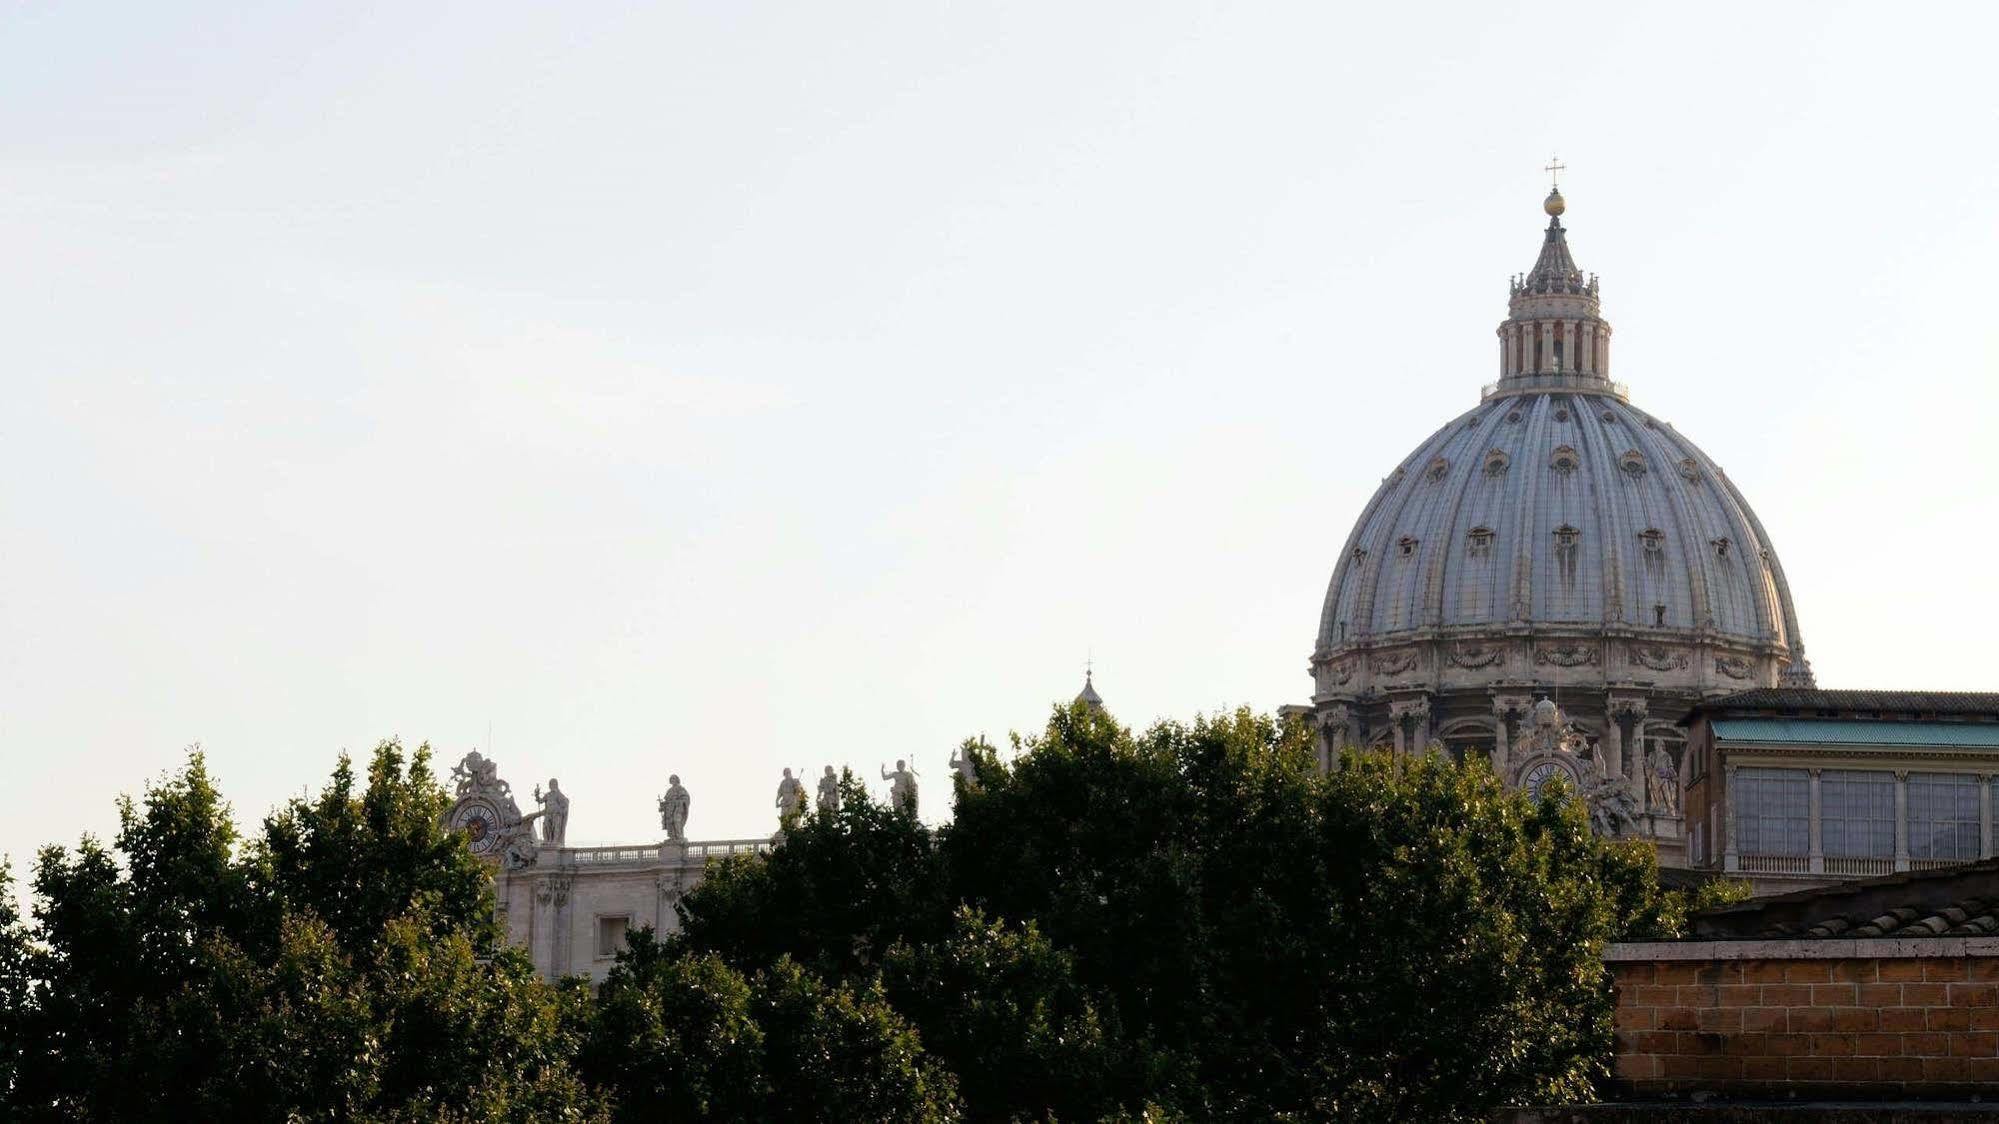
[1712,718,1999,749]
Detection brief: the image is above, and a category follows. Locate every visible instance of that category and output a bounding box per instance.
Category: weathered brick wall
[1611,949,1999,1098]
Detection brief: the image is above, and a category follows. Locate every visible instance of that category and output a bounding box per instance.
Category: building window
[1908,773,1980,861]
[1735,767,1809,857]
[1821,770,1895,859]
[596,915,631,959]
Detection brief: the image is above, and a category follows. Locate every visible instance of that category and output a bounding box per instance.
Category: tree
[4,745,610,1121]
[882,907,1127,1123]
[689,702,1706,1121]
[680,769,951,980]
[581,930,961,1123]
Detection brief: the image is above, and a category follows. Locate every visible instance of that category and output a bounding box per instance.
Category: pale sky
[3,3,1996,872]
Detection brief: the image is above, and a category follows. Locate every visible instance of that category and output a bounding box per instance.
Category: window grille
[1734,768,1808,857]
[1821,771,1895,859]
[1908,773,1980,861]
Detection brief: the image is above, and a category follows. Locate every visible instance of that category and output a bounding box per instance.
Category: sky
[3,2,1996,874]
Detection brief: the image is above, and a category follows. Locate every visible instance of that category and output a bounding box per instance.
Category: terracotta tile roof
[1692,858,1999,940]
[1696,688,1999,719]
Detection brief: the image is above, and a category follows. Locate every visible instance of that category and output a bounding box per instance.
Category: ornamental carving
[1324,658,1354,686]
[1370,650,1419,676]
[443,751,543,870]
[1447,641,1504,669]
[1535,643,1599,668]
[1714,655,1755,681]
[1628,644,1688,671]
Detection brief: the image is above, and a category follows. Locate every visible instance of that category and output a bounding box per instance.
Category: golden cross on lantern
[1544,157,1566,191]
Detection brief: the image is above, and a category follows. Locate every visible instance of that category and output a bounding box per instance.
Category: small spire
[1075,665,1104,710]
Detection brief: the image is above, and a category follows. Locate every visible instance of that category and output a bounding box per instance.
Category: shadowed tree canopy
[0,713,1727,1122]
[682,703,1730,1122]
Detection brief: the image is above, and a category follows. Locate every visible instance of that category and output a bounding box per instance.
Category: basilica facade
[1308,183,1814,865]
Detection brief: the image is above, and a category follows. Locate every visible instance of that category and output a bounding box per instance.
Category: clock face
[448,796,509,856]
[1523,760,1577,803]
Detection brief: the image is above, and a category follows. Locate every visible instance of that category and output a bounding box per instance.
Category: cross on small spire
[1544,156,1566,191]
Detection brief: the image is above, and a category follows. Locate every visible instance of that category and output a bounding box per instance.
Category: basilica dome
[1306,186,1811,859]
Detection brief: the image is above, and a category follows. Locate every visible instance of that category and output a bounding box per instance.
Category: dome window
[1550,445,1580,473]
[1466,526,1494,558]
[1505,410,1523,424]
[1711,536,1733,560]
[1601,411,1617,424]
[1426,457,1450,482]
[1351,547,1368,563]
[1483,450,1510,477]
[1397,536,1420,558]
[1619,451,1647,478]
[1638,528,1665,556]
[1553,525,1581,583]
[1677,458,1702,483]
[1554,408,1571,422]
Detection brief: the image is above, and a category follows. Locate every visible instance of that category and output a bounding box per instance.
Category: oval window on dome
[1466,526,1494,558]
[1550,446,1580,473]
[1484,449,1510,477]
[1619,450,1647,478]
[1397,536,1420,558]
[1426,457,1450,482]
[1638,528,1665,556]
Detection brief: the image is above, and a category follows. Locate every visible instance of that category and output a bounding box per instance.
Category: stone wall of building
[1609,939,1999,1098]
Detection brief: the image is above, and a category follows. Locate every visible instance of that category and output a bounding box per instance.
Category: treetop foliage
[0,709,1726,1122]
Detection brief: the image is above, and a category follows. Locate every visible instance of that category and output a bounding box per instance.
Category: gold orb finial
[1544,188,1566,217]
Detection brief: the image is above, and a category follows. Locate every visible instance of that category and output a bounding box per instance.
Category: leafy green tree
[5,745,610,1122]
[752,957,961,1123]
[581,930,960,1123]
[580,929,771,1121]
[681,769,951,980]
[882,907,1126,1123]
[691,702,1705,1121]
[246,740,494,953]
[0,864,30,1107]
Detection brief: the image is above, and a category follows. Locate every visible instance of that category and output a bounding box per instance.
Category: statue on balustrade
[533,778,569,845]
[881,759,918,813]
[775,768,806,823]
[816,766,840,815]
[658,775,691,843]
[949,743,980,791]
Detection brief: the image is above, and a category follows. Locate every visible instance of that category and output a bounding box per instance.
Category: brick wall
[1610,944,1999,1098]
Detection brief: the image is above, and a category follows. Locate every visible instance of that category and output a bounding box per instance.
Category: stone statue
[880,759,917,813]
[1578,746,1641,838]
[533,778,569,845]
[775,768,805,821]
[1647,743,1681,816]
[816,766,840,815]
[657,775,690,842]
[949,744,979,790]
